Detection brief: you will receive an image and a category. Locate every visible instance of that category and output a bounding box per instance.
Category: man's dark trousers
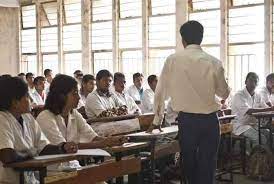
[178,111,220,184]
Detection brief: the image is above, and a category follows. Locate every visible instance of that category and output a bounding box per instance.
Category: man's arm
[215,65,230,100]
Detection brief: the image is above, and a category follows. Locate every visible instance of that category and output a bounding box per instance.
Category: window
[21,55,37,74]
[191,0,220,11]
[21,5,36,28]
[64,53,82,75]
[94,52,113,74]
[119,0,142,18]
[92,21,112,50]
[119,18,142,49]
[41,27,58,52]
[148,15,176,47]
[42,54,59,74]
[232,0,263,6]
[41,2,57,26]
[64,0,81,24]
[151,0,175,15]
[63,24,82,51]
[121,50,142,84]
[21,29,36,54]
[92,0,112,21]
[148,49,174,75]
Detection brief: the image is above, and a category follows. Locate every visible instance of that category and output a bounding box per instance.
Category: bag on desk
[247,145,273,181]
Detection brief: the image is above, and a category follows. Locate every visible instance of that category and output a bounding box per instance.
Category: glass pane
[228,44,264,92]
[189,10,220,44]
[41,2,57,26]
[63,24,82,51]
[21,29,36,53]
[149,15,176,47]
[120,0,141,18]
[94,52,113,74]
[41,27,58,52]
[64,53,82,75]
[21,55,37,74]
[192,0,220,11]
[229,6,264,43]
[22,5,36,28]
[92,0,112,21]
[202,46,220,60]
[121,50,142,85]
[43,54,59,74]
[151,0,175,15]
[64,0,81,24]
[92,21,112,50]
[119,18,142,48]
[148,49,175,75]
[232,0,263,6]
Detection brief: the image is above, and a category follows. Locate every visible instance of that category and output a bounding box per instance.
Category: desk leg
[19,171,24,184]
[150,139,156,184]
[115,153,123,184]
[39,168,47,184]
[269,126,273,151]
[258,118,262,145]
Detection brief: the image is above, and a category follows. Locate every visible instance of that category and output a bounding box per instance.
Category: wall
[0,7,19,75]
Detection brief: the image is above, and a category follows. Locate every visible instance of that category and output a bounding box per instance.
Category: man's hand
[146,124,162,133]
[63,142,78,153]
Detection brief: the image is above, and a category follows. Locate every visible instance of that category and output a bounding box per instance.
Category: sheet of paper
[34,149,110,160]
[127,126,178,137]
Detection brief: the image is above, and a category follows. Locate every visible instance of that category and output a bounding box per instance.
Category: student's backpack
[247,145,273,181]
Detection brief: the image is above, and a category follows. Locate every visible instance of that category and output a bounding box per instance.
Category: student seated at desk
[127,72,145,105]
[231,72,273,147]
[0,77,77,184]
[85,70,127,119]
[142,75,158,113]
[26,72,35,94]
[37,75,126,165]
[113,72,141,114]
[17,72,26,81]
[44,69,53,95]
[257,73,274,107]
[77,74,96,110]
[73,70,83,90]
[30,76,46,108]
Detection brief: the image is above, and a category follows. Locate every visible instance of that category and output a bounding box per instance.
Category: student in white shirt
[73,70,83,90]
[85,70,125,119]
[231,72,273,146]
[17,73,26,82]
[30,76,46,107]
[127,72,144,105]
[37,74,126,155]
[113,72,141,114]
[148,21,230,184]
[26,72,35,94]
[78,74,96,109]
[258,73,274,107]
[44,69,53,95]
[0,77,77,184]
[142,75,158,113]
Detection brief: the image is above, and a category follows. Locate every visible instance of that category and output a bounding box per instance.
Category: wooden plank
[46,158,141,184]
[154,140,180,159]
[106,142,149,154]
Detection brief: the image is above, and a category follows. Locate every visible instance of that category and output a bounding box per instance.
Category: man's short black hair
[96,70,113,81]
[245,72,259,82]
[44,69,52,77]
[147,75,157,84]
[73,70,82,75]
[33,76,45,85]
[266,73,274,82]
[114,72,125,83]
[133,72,143,81]
[26,72,34,79]
[18,73,25,77]
[82,74,95,84]
[0,77,28,111]
[180,20,204,45]
[1,74,12,79]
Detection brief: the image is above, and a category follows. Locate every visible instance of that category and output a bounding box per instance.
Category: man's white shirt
[113,91,141,114]
[127,85,143,102]
[152,45,230,125]
[231,87,268,136]
[257,86,274,106]
[141,88,154,113]
[30,89,46,106]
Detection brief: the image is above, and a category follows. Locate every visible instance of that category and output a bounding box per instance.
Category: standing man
[148,21,230,184]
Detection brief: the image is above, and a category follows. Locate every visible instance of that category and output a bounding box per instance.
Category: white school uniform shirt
[113,91,141,114]
[127,85,144,102]
[231,87,268,136]
[141,89,154,113]
[0,111,49,184]
[85,90,122,119]
[45,81,50,95]
[77,94,87,109]
[30,89,46,106]
[257,86,274,106]
[152,45,230,125]
[37,109,98,145]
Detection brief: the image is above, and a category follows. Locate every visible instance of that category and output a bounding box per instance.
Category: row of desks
[4,114,235,184]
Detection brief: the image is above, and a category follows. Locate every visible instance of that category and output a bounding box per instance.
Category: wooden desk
[45,158,141,184]
[251,111,274,150]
